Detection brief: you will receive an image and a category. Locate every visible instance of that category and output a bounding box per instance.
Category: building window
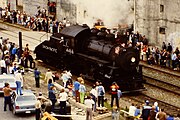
[159,27,166,34]
[160,5,164,12]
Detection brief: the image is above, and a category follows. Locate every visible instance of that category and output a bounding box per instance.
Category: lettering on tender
[42,45,57,53]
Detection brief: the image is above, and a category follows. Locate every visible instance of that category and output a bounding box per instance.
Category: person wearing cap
[141,100,152,120]
[35,97,42,120]
[37,92,48,112]
[15,70,23,95]
[110,82,119,108]
[2,83,12,111]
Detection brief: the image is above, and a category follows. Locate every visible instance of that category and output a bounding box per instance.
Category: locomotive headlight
[131,57,136,63]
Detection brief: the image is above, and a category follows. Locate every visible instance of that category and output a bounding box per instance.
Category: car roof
[0,74,15,79]
[14,90,36,96]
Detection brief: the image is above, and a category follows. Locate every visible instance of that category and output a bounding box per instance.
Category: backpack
[99,86,104,96]
[100,90,105,96]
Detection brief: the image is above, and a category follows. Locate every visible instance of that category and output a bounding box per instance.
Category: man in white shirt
[84,96,95,120]
[59,88,68,115]
[15,70,23,95]
[0,59,6,74]
[45,69,53,84]
[90,85,97,112]
[66,70,72,78]
[61,70,70,88]
[129,103,136,116]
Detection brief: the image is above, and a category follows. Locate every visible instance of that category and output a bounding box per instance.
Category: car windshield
[0,78,15,83]
[16,95,36,101]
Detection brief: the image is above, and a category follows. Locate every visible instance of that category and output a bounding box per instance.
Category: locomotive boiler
[34,25,145,92]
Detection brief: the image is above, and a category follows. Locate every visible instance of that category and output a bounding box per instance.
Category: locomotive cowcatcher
[34,25,145,92]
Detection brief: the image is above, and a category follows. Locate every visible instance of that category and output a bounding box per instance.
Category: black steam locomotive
[34,25,145,92]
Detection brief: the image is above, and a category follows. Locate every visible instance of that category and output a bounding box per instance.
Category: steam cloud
[72,0,134,28]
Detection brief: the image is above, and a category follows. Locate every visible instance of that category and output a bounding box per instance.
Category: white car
[0,74,17,93]
[11,90,37,115]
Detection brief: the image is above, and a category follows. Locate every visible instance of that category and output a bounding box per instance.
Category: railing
[40,32,49,42]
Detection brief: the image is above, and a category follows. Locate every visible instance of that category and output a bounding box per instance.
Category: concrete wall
[0,0,8,9]
[1,0,180,49]
[57,0,77,23]
[136,0,180,49]
[23,0,47,16]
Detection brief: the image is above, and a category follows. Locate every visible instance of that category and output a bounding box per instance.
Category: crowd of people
[128,100,180,120]
[128,31,180,70]
[45,69,123,120]
[140,42,180,70]
[0,38,35,75]
[0,7,71,34]
[34,66,122,120]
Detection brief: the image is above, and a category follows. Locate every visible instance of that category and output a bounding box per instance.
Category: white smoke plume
[71,0,134,28]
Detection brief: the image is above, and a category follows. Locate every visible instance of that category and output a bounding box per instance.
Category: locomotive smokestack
[97,27,107,39]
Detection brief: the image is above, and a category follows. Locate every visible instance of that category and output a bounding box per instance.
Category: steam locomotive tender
[34,25,145,92]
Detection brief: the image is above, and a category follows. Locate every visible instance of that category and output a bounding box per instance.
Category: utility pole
[47,0,49,40]
[19,32,22,58]
[134,0,136,32]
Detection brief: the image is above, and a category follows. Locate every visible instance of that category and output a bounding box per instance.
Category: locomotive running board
[122,88,147,94]
[76,53,110,64]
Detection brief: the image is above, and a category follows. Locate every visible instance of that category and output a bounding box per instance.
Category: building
[135,0,180,49]
[0,0,180,49]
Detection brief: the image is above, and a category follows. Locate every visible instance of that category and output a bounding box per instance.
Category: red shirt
[110,85,119,94]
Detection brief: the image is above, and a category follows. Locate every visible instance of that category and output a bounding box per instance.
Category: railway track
[141,62,180,78]
[143,75,180,96]
[126,93,180,116]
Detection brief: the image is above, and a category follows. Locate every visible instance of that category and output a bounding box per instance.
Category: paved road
[0,95,35,120]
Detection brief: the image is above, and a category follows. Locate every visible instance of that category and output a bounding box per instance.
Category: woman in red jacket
[110,82,119,108]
